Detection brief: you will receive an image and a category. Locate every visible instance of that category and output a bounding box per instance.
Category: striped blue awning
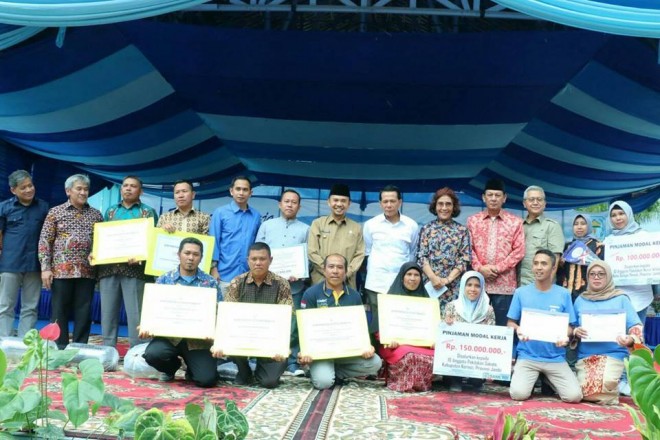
[494,0,660,38]
[0,22,658,209]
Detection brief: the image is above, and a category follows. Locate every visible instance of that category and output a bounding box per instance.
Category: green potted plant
[0,323,116,438]
[1,324,249,440]
[625,344,660,439]
[131,399,249,440]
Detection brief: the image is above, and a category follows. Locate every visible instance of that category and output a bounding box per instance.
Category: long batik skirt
[386,352,434,392]
[576,355,624,405]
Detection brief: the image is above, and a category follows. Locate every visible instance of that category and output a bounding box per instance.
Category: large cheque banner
[433,322,514,381]
[605,232,660,286]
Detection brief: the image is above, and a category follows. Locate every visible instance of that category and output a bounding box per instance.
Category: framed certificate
[581,309,626,342]
[140,283,217,339]
[92,218,152,265]
[433,323,514,381]
[297,306,370,360]
[213,302,292,358]
[378,294,440,347]
[144,228,215,276]
[269,244,309,279]
[519,308,569,343]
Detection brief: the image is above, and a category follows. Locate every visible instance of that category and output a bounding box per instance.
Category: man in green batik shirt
[98,176,158,348]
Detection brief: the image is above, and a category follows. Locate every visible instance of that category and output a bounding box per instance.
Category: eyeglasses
[588,271,607,279]
[525,197,545,203]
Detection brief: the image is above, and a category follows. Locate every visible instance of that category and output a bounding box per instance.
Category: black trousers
[232,356,287,389]
[489,293,514,327]
[143,337,218,388]
[50,278,95,349]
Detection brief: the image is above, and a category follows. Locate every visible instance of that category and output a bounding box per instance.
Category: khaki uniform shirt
[519,215,565,286]
[307,215,365,288]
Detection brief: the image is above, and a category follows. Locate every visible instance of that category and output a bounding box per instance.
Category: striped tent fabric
[493,0,660,38]
[0,0,207,27]
[0,21,658,209]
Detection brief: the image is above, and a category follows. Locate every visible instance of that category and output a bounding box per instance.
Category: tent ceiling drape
[0,21,658,209]
[0,1,207,26]
[493,0,660,38]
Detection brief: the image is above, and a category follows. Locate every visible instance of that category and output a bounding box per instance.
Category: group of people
[0,170,654,405]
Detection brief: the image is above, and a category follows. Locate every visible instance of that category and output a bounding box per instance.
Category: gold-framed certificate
[92,218,152,265]
[520,308,569,343]
[139,283,217,339]
[377,294,440,347]
[297,305,370,360]
[213,302,292,358]
[144,228,215,276]
[269,244,309,279]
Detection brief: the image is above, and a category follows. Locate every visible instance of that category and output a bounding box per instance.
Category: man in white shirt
[363,185,419,334]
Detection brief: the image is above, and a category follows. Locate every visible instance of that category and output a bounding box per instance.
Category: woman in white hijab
[444,271,495,391]
[602,200,654,397]
[603,201,653,326]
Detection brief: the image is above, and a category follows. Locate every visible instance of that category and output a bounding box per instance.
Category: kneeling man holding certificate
[298,254,382,390]
[140,237,221,387]
[211,242,293,388]
[507,249,582,403]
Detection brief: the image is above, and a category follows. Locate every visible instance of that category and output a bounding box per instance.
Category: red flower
[39,322,60,341]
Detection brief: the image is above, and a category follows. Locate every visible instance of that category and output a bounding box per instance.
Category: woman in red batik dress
[378,262,435,392]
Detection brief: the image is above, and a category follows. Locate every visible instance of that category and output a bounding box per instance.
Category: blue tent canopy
[0,21,658,210]
[494,0,660,38]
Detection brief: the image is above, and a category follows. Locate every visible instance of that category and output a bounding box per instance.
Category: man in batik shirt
[466,178,525,326]
[39,174,103,349]
[98,176,158,348]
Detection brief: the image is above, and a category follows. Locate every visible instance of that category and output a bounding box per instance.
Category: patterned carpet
[16,337,640,439]
[27,373,637,440]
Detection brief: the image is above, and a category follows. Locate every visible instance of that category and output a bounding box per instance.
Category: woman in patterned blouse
[416,187,471,316]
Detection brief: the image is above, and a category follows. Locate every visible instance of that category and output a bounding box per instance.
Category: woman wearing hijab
[557,213,604,302]
[572,261,643,405]
[443,271,496,391]
[603,201,654,327]
[377,262,435,392]
[603,201,655,397]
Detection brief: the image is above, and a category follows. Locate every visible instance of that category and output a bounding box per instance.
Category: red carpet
[103,374,264,413]
[24,371,639,439]
[385,385,639,439]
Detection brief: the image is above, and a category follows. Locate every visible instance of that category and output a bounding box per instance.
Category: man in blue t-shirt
[507,249,582,403]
